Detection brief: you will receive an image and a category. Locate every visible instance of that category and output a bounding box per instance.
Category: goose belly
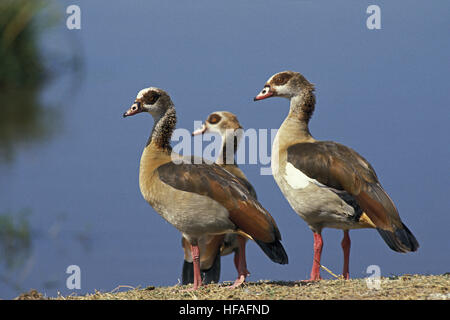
[273,164,359,230]
[140,175,235,237]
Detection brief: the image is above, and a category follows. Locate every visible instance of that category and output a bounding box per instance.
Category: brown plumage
[124,88,288,290]
[254,71,418,280]
[157,161,278,243]
[182,111,260,286]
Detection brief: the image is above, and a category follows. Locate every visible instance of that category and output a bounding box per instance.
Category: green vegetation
[0,210,32,292]
[0,0,55,88]
[0,210,31,271]
[0,0,58,162]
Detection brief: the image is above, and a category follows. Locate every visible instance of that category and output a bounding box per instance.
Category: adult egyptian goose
[181,111,257,287]
[254,71,419,280]
[123,87,288,290]
[191,111,257,197]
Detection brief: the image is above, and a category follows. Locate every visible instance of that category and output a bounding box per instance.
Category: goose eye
[208,114,221,124]
[132,102,141,111]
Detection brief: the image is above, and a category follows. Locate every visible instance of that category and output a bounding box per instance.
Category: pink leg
[306,232,323,281]
[233,248,239,271]
[190,244,202,290]
[229,236,250,288]
[341,230,351,280]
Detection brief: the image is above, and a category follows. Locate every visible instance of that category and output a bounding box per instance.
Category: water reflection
[0,87,57,162]
[0,0,59,162]
[0,0,86,298]
[0,210,32,291]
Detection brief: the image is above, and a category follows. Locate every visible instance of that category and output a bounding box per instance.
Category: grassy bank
[16,274,450,300]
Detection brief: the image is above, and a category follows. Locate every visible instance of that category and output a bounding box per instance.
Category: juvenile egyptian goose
[181,111,257,287]
[123,88,288,290]
[254,71,419,280]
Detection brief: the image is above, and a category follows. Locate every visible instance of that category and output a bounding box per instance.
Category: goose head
[253,71,312,101]
[192,111,242,138]
[123,87,173,119]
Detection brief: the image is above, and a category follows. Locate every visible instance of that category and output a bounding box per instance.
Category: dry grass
[17,274,448,300]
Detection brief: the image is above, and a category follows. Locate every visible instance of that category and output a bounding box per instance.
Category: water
[0,0,449,299]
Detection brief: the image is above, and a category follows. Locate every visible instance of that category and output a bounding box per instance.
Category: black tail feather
[255,239,289,264]
[182,260,194,285]
[377,223,419,253]
[201,251,221,284]
[181,251,222,285]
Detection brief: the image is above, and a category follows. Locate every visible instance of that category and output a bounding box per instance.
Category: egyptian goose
[123,88,288,290]
[181,111,257,287]
[254,71,419,280]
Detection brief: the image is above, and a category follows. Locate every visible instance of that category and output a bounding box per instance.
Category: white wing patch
[284,162,325,189]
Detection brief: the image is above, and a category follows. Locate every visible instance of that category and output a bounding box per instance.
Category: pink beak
[123,102,142,118]
[254,86,273,101]
[192,123,207,136]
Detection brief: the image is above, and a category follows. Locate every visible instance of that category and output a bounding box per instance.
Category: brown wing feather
[221,164,258,199]
[157,159,280,243]
[287,141,402,231]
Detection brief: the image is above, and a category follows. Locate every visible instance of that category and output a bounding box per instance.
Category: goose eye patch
[272,73,293,86]
[208,114,221,124]
[143,91,161,105]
